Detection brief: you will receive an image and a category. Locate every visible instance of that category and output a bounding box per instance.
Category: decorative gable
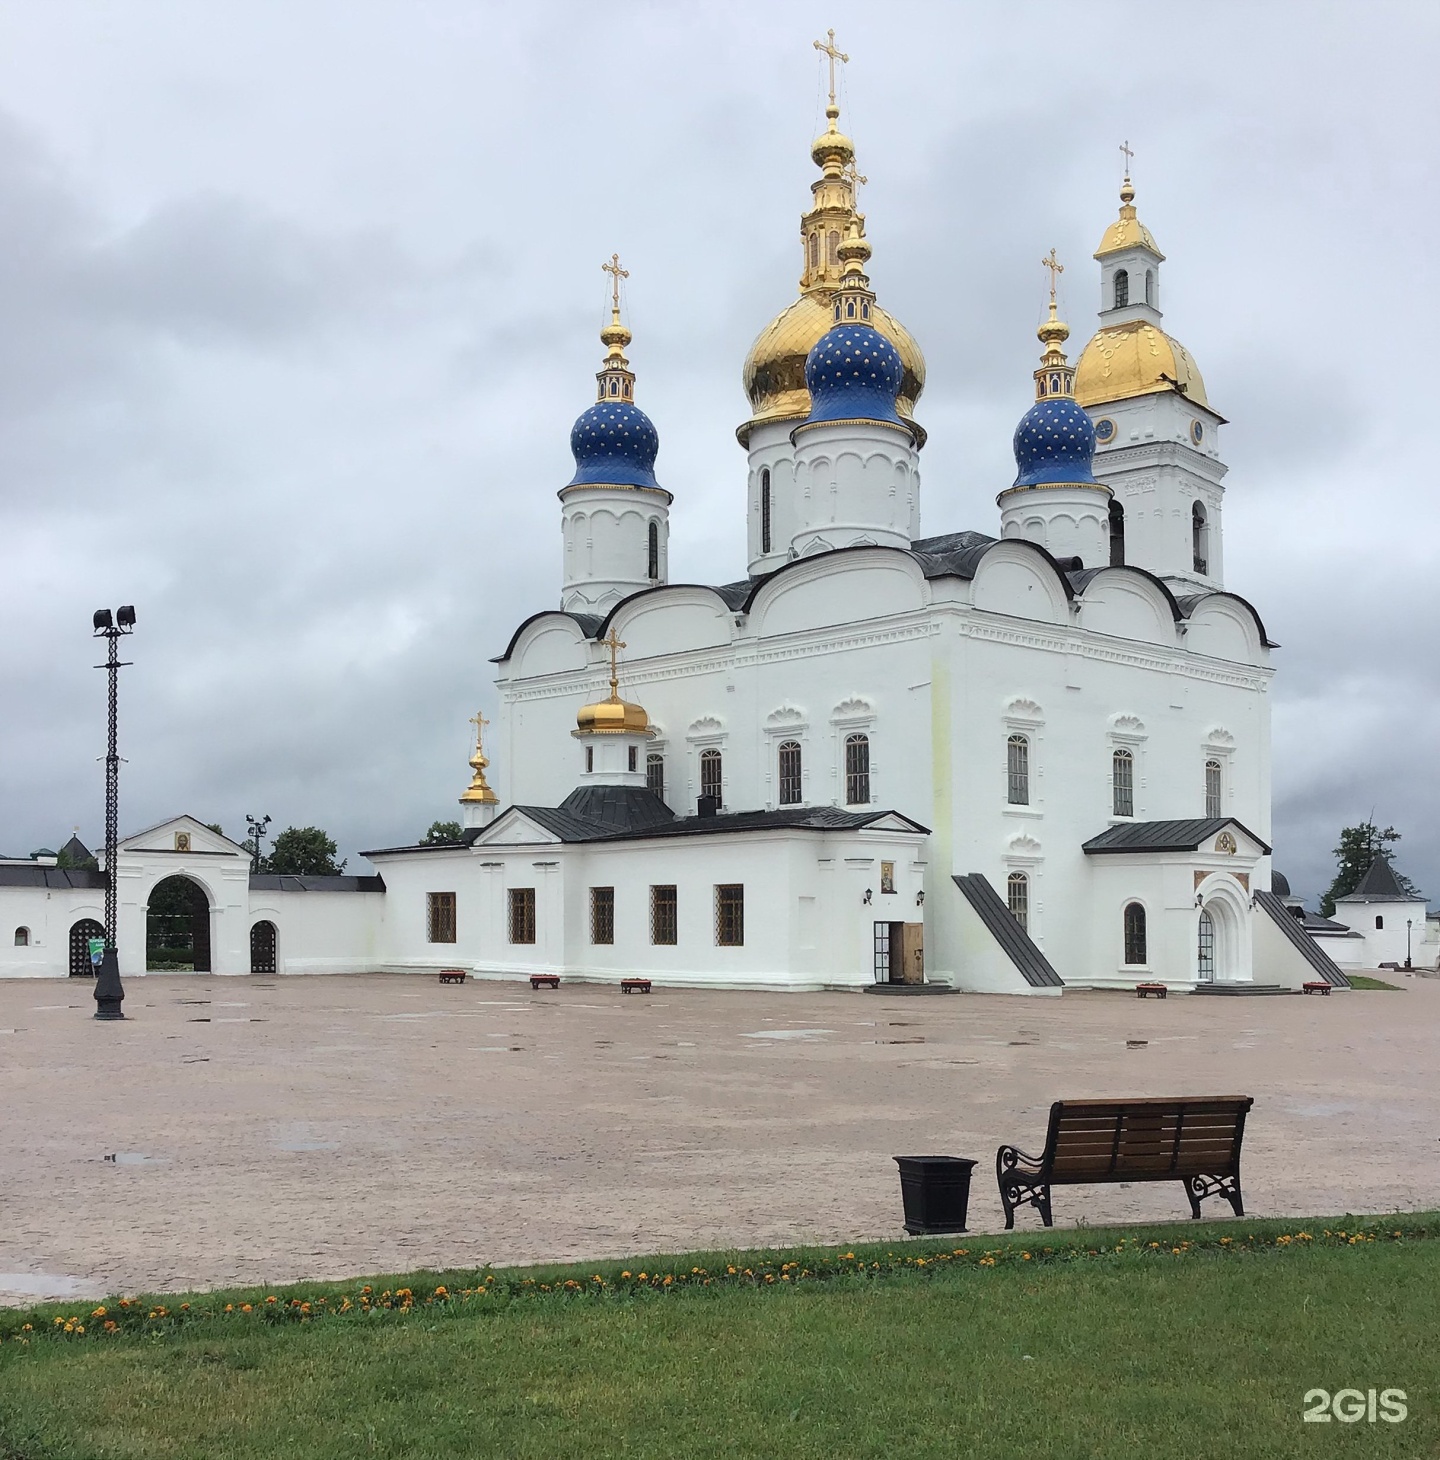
[118,815,249,859]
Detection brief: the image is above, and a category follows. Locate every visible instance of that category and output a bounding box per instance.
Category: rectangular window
[650,885,678,945]
[715,884,744,946]
[590,886,614,945]
[1112,749,1134,818]
[1204,759,1222,819]
[646,753,665,800]
[1007,734,1030,805]
[845,733,870,806]
[508,887,536,945]
[585,745,593,773]
[427,891,456,944]
[700,750,722,807]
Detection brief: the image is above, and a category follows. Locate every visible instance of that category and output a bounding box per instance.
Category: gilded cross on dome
[1041,247,1064,302]
[1119,139,1134,174]
[600,627,627,697]
[813,29,848,107]
[469,710,489,752]
[601,253,629,312]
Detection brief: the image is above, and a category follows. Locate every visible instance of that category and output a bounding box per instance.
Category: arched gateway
[146,876,212,972]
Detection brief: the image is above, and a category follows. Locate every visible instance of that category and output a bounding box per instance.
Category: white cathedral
[1,82,1370,994]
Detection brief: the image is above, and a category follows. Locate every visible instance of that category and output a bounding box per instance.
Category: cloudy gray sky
[0,0,1435,907]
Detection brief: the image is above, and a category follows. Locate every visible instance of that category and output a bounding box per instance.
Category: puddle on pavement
[181,1057,210,1064]
[876,1037,926,1045]
[276,1139,339,1152]
[0,1273,100,1301]
[187,1018,211,1023]
[741,1029,833,1041]
[1126,1039,1149,1048]
[103,1153,169,1166]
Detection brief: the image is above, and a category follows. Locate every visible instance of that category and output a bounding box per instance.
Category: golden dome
[1074,318,1209,409]
[1095,176,1164,259]
[575,692,650,736]
[811,104,855,167]
[740,292,926,443]
[460,711,498,805]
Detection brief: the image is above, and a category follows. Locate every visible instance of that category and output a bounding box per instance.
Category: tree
[265,826,346,877]
[421,820,464,845]
[1319,822,1421,916]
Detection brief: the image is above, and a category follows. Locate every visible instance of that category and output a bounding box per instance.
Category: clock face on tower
[1094,417,1116,444]
[1190,419,1205,445]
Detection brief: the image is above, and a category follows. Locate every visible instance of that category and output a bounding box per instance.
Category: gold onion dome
[738,83,924,446]
[1074,175,1209,409]
[460,713,498,805]
[575,692,650,735]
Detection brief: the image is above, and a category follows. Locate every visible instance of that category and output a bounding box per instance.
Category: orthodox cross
[1041,247,1064,302]
[843,159,868,208]
[601,253,628,312]
[600,627,627,694]
[1119,139,1134,175]
[813,29,848,108]
[469,710,489,752]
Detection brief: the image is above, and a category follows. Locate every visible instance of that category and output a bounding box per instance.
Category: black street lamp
[92,605,136,1021]
[1406,919,1413,971]
[245,813,272,874]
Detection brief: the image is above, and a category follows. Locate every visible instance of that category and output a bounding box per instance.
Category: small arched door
[250,920,277,974]
[69,918,105,977]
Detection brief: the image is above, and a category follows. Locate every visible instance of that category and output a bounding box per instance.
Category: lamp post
[1406,919,1413,971]
[92,605,135,1020]
[245,813,272,874]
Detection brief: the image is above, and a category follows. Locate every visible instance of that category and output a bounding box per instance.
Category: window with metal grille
[508,888,536,945]
[1112,748,1135,818]
[650,885,678,945]
[1197,908,1215,979]
[1123,902,1147,965]
[590,886,614,945]
[647,520,659,580]
[845,733,870,805]
[646,753,664,799]
[760,469,771,554]
[1007,734,1030,805]
[427,891,456,944]
[1007,872,1029,931]
[777,740,802,805]
[1114,268,1129,308]
[1205,759,1222,819]
[700,749,722,807]
[715,884,744,946]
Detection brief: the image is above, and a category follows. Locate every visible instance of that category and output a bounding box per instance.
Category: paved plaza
[2,972,1437,1304]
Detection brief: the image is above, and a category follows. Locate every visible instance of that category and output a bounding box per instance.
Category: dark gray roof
[1303,911,1359,936]
[1082,818,1272,856]
[484,803,929,846]
[248,874,385,893]
[0,866,107,890]
[1253,889,1351,987]
[1337,857,1424,903]
[558,784,674,832]
[951,874,1064,988]
[1270,870,1291,898]
[59,834,94,863]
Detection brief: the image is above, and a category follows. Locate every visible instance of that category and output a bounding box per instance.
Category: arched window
[1204,759,1222,819]
[1007,734,1030,806]
[777,740,802,805]
[1113,269,1129,309]
[1108,500,1125,566]
[1112,747,1135,818]
[1192,502,1208,574]
[844,733,870,805]
[648,520,660,580]
[827,229,840,264]
[1145,268,1155,306]
[1375,915,1384,930]
[609,379,618,396]
[760,468,772,554]
[700,748,723,807]
[1197,908,1214,980]
[808,232,819,270]
[646,752,665,800]
[1123,902,1147,965]
[1006,872,1029,931]
[13,927,29,946]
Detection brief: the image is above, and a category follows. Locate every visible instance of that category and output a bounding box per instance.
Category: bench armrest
[996,1144,1044,1178]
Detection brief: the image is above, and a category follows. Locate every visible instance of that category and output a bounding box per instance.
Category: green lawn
[2,1217,1437,1459]
[1346,975,1404,990]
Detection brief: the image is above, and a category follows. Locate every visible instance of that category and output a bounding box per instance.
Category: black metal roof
[1253,889,1351,987]
[248,874,386,893]
[59,834,94,863]
[558,784,674,832]
[0,866,107,890]
[1082,818,1272,856]
[951,873,1065,988]
[1270,869,1292,898]
[1337,857,1424,903]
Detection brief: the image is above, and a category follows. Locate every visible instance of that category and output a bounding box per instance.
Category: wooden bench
[438,969,466,985]
[1135,982,1167,999]
[529,973,560,990]
[1302,981,1332,996]
[620,978,652,995]
[996,1096,1253,1229]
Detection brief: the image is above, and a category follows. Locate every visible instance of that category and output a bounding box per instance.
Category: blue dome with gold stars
[1012,396,1099,488]
[567,400,661,489]
[803,322,905,428]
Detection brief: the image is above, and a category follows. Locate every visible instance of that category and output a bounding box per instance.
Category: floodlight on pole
[92,605,136,1021]
[245,813,272,874]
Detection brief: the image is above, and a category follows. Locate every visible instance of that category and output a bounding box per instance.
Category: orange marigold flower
[91,1307,107,1318]
[240,1304,252,1313]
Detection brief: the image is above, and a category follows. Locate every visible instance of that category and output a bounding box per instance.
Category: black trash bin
[894,1155,977,1235]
